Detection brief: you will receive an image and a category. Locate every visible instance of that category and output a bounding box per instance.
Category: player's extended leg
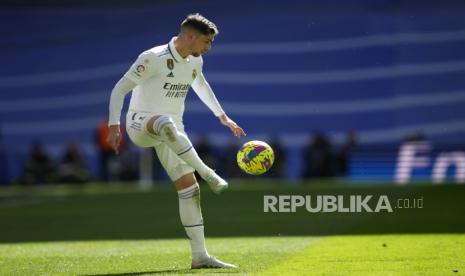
[147,115,228,194]
[176,173,237,269]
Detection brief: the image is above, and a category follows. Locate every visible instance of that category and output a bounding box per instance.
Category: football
[237,140,275,175]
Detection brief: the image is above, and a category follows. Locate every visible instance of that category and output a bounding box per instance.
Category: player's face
[190,34,215,57]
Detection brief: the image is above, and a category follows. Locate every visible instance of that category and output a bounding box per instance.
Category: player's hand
[218,114,246,139]
[107,125,122,154]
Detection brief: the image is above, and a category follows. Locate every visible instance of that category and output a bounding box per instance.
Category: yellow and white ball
[236,140,275,175]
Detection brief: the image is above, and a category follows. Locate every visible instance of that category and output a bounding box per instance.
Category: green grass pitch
[0,181,464,275]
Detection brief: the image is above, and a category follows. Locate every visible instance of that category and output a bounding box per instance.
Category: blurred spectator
[17,141,56,185]
[269,137,286,178]
[404,131,426,142]
[336,130,358,176]
[219,139,242,178]
[303,131,333,178]
[196,135,217,167]
[194,135,217,180]
[107,142,138,182]
[95,119,127,181]
[57,139,89,183]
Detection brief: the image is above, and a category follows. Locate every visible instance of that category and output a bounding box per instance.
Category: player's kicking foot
[204,170,228,194]
[191,255,237,269]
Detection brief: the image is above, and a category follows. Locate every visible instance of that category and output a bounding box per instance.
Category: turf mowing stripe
[259,234,465,275]
[0,237,320,275]
[0,197,64,209]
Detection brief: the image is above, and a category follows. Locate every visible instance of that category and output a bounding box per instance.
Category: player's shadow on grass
[84,268,240,275]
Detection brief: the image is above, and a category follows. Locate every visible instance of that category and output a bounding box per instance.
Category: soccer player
[107,13,245,269]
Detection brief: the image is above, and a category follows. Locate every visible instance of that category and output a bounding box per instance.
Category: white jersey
[117,37,224,124]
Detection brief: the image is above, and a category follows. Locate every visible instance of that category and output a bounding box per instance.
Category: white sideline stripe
[360,120,465,144]
[207,60,465,84]
[1,29,465,87]
[211,29,465,55]
[0,91,107,111]
[2,89,465,114]
[0,63,129,88]
[189,90,465,115]
[202,120,465,147]
[2,59,465,87]
[2,117,102,135]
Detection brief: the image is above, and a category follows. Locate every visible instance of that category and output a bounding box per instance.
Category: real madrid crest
[167,59,174,70]
[192,69,197,79]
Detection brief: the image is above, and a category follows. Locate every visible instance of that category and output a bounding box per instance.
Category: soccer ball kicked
[237,140,275,175]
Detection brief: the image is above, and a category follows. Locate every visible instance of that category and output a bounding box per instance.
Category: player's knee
[150,115,178,141]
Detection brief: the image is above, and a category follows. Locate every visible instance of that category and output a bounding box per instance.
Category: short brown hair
[181,13,219,35]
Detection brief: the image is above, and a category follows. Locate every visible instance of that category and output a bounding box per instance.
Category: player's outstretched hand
[108,125,122,154]
[218,114,246,139]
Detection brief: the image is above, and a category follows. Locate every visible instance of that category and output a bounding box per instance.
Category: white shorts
[126,110,195,181]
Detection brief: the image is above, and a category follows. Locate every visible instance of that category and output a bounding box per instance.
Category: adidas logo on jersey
[167,72,174,77]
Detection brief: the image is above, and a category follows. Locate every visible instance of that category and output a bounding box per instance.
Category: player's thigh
[154,142,195,182]
[126,111,160,147]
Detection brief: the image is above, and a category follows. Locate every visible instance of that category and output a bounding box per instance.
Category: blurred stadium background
[1,0,465,185]
[2,1,465,274]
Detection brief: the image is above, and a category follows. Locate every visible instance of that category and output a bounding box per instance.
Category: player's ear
[184,29,193,39]
[189,33,197,42]
[189,30,201,41]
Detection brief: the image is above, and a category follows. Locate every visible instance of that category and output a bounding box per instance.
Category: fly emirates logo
[163,82,190,98]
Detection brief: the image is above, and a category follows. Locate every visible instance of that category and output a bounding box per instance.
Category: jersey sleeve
[124,51,157,85]
[108,76,137,126]
[191,59,225,117]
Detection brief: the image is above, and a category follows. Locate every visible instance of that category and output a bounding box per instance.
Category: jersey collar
[168,37,188,63]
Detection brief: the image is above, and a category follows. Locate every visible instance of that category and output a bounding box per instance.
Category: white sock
[175,141,212,178]
[178,183,209,262]
[155,117,212,178]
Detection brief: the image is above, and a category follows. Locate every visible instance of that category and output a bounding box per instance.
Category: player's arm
[108,76,136,154]
[191,71,246,138]
[108,51,157,153]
